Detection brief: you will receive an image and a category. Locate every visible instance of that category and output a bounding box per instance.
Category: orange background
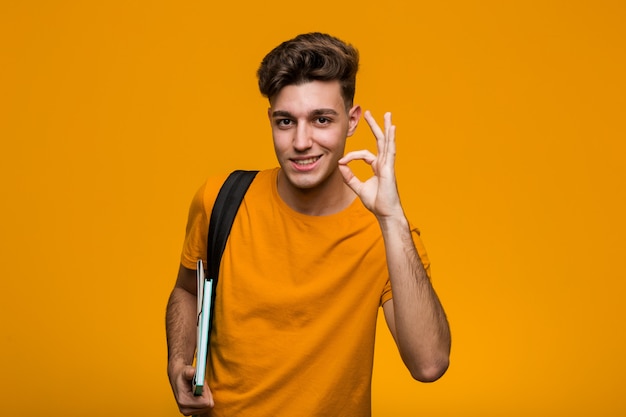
[1,1,625,416]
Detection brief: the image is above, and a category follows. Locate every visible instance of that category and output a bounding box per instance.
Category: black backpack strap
[206,169,258,332]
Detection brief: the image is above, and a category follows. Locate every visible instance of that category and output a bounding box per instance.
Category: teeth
[295,157,319,165]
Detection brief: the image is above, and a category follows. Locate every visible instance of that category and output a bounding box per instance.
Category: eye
[316,117,331,125]
[276,119,293,128]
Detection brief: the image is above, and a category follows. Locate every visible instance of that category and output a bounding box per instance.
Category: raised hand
[338,111,404,219]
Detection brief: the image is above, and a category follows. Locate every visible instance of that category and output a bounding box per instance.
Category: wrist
[377,212,409,233]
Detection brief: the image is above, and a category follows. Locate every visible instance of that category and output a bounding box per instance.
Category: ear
[267,107,272,122]
[346,105,362,137]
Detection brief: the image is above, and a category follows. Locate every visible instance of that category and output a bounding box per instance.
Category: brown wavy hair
[257,32,359,109]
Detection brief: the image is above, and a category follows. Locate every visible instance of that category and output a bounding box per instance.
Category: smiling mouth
[293,156,321,166]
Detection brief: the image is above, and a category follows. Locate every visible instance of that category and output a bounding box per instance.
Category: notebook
[193,259,212,396]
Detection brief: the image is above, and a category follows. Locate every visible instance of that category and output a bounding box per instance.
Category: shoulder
[237,167,278,200]
[188,173,230,219]
[194,168,278,216]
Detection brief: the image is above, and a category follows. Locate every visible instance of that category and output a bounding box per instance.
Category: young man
[166,32,451,416]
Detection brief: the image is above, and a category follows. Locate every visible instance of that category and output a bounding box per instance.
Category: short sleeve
[179,174,229,270]
[180,182,209,270]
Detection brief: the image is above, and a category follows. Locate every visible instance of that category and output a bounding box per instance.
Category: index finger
[364,110,384,140]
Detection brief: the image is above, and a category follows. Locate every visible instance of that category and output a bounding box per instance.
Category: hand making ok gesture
[338,110,405,220]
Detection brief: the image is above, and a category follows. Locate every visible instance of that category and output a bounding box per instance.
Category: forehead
[270,80,346,115]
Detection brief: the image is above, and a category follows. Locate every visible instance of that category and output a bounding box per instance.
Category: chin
[283,171,325,191]
[289,177,321,191]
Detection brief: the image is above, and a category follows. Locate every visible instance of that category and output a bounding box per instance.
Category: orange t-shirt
[180,168,430,416]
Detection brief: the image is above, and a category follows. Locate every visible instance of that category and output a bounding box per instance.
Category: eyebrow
[271,108,340,118]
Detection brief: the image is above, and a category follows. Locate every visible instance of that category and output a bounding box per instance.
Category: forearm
[165,286,198,374]
[380,214,451,381]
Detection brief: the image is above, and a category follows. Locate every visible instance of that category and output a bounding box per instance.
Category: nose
[293,123,313,151]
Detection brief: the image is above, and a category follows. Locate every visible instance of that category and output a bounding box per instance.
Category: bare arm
[380,216,450,382]
[338,111,451,382]
[166,264,214,415]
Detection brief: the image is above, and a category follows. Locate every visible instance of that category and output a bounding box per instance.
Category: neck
[276,169,356,216]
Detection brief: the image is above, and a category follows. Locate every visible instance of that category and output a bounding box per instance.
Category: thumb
[338,163,363,195]
[183,365,196,381]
